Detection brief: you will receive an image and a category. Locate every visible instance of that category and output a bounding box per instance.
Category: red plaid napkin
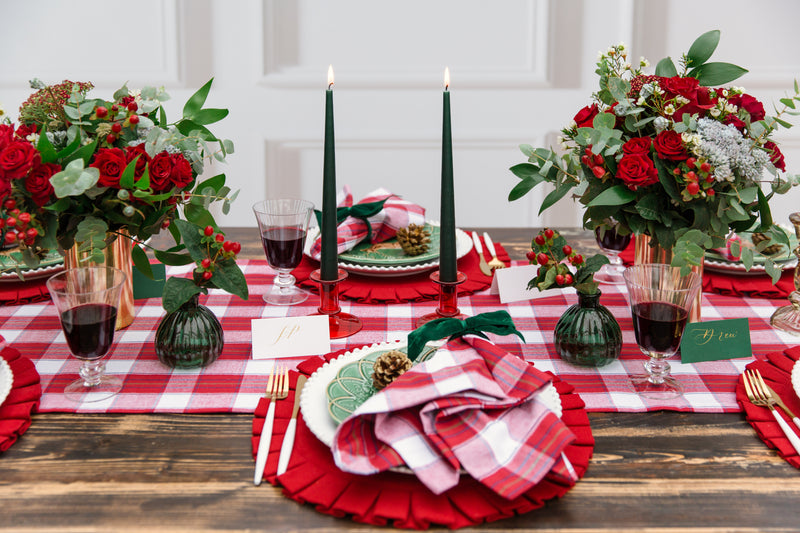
[737,346,800,469]
[331,336,577,499]
[308,186,426,259]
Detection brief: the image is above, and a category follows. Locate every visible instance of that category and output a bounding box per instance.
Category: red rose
[622,137,652,156]
[0,125,16,152]
[616,154,659,190]
[573,104,599,128]
[764,140,786,171]
[727,93,765,122]
[25,161,59,206]
[653,130,688,161]
[148,152,173,192]
[124,145,150,178]
[169,153,193,189]
[0,140,38,180]
[15,123,38,140]
[724,114,746,131]
[662,76,699,100]
[89,147,127,188]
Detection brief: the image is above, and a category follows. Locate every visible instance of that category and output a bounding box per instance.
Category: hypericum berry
[686,157,696,168]
[6,217,16,227]
[223,240,234,252]
[707,188,716,196]
[4,232,16,244]
[95,106,108,118]
[111,122,122,133]
[106,134,117,144]
[562,245,572,256]
[231,242,242,254]
[581,155,591,166]
[203,225,214,236]
[161,219,170,229]
[593,154,604,166]
[591,166,606,179]
[686,171,697,181]
[700,162,711,173]
[123,205,135,217]
[537,252,549,266]
[572,254,584,265]
[18,212,31,224]
[673,167,681,175]
[544,228,554,240]
[201,270,213,281]
[555,274,565,285]
[111,104,119,112]
[127,102,138,112]
[129,114,140,125]
[706,175,715,183]
[687,182,700,195]
[564,273,574,284]
[0,219,5,229]
[215,233,225,243]
[201,258,211,269]
[26,228,37,238]
[526,250,537,262]
[4,199,16,210]
[534,234,546,246]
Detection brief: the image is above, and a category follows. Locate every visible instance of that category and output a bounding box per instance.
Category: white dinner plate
[299,341,561,450]
[0,356,13,408]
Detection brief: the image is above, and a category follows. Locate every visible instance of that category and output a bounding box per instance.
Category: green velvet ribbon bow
[314,198,389,242]
[406,310,524,361]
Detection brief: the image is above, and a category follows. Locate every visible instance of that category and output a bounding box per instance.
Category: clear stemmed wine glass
[46,266,127,402]
[594,223,632,285]
[252,199,315,306]
[623,264,702,399]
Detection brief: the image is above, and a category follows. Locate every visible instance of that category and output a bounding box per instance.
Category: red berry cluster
[0,199,39,246]
[196,225,242,282]
[94,99,142,146]
[673,157,715,199]
[526,228,585,287]
[580,147,608,179]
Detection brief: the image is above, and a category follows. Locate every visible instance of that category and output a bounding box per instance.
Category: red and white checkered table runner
[0,259,795,413]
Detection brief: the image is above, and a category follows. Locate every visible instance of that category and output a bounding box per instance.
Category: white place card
[490,264,572,303]
[251,315,331,359]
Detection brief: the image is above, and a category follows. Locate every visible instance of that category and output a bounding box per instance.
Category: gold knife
[276,375,307,476]
[765,382,800,430]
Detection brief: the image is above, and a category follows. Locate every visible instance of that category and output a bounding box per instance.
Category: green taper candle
[320,65,338,280]
[439,67,457,282]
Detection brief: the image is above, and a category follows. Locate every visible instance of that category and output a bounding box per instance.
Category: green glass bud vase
[155,294,223,368]
[554,290,621,367]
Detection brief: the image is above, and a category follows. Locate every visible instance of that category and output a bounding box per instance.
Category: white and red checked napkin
[308,186,426,260]
[331,335,578,499]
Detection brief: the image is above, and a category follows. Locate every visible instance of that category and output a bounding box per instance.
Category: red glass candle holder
[309,269,363,339]
[416,271,468,327]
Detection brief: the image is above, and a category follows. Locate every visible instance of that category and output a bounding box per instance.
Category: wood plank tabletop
[2,227,798,533]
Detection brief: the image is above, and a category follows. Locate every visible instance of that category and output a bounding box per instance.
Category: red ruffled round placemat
[252,349,594,529]
[736,346,800,469]
[0,343,42,452]
[0,278,51,305]
[291,241,509,304]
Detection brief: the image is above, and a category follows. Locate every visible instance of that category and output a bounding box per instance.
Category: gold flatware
[743,369,800,455]
[751,369,800,430]
[482,232,505,270]
[253,363,289,486]
[276,375,307,476]
[471,232,492,276]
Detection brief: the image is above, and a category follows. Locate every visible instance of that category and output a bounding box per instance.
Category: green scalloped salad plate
[0,248,64,282]
[705,226,798,265]
[338,223,440,267]
[326,344,438,425]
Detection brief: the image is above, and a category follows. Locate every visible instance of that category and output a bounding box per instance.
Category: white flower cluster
[695,118,768,182]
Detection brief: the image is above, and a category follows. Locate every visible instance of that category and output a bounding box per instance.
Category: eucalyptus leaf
[51,160,100,197]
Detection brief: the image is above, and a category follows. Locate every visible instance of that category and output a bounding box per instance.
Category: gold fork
[743,369,800,455]
[750,368,800,430]
[482,232,506,270]
[253,363,290,485]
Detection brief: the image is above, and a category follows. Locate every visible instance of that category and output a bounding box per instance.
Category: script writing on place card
[251,315,331,359]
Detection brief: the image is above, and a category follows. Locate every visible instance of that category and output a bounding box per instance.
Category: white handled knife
[276,375,307,476]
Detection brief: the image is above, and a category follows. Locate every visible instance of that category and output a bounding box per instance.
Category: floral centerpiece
[0,78,248,311]
[509,30,800,281]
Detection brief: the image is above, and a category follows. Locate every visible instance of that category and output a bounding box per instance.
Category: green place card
[680,318,752,363]
[132,263,166,300]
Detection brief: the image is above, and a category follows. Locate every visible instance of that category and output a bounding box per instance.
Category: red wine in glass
[595,225,632,284]
[631,301,688,355]
[260,226,306,269]
[60,303,118,360]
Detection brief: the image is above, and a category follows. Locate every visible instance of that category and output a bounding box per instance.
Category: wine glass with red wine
[594,223,631,285]
[623,264,702,399]
[46,266,127,402]
[252,199,314,305]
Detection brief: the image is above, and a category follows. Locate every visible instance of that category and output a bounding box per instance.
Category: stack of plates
[704,228,797,275]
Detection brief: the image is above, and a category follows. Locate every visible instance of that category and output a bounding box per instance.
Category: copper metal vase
[63,230,135,330]
[633,234,703,322]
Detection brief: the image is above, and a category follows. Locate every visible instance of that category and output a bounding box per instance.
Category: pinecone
[751,232,783,256]
[372,350,413,390]
[396,224,431,256]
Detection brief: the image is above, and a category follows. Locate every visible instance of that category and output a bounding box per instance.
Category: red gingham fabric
[332,336,576,499]
[308,186,426,259]
[0,258,796,414]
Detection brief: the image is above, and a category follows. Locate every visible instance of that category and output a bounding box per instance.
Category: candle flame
[327,65,334,89]
[444,67,450,90]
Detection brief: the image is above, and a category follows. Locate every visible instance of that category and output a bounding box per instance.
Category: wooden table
[3,228,799,532]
